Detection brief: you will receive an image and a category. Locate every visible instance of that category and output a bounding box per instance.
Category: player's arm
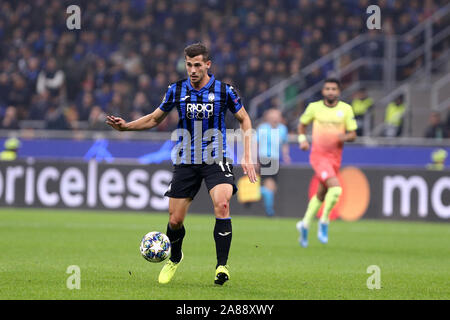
[339,106,358,142]
[107,83,176,131]
[234,107,257,183]
[106,108,168,131]
[297,122,310,151]
[338,130,357,142]
[297,103,314,151]
[280,126,291,164]
[282,142,291,164]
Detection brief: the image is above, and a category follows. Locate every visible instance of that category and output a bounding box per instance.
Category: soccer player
[256,108,290,216]
[295,79,357,247]
[106,43,257,285]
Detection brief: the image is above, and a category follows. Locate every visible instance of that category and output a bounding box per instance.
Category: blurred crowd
[0,0,448,133]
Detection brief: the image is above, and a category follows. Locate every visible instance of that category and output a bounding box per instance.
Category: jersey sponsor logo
[186,103,214,119]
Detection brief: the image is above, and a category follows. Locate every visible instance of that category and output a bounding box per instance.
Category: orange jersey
[300,100,357,161]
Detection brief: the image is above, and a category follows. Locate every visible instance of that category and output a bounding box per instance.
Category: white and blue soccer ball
[140,231,171,263]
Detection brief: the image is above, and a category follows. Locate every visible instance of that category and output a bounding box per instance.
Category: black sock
[166,223,185,263]
[213,218,232,268]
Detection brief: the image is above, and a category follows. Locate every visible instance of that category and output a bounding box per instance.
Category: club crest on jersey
[186,103,214,119]
[336,110,344,118]
[208,93,215,102]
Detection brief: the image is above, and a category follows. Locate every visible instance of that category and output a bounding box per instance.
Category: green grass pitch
[0,208,449,300]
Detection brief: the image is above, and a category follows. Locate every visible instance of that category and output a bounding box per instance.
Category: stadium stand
[0,0,448,135]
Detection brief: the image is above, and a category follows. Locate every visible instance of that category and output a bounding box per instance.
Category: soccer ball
[140,231,171,263]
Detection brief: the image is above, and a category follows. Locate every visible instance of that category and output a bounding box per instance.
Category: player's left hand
[299,140,310,150]
[242,159,257,183]
[283,154,291,164]
[338,131,357,143]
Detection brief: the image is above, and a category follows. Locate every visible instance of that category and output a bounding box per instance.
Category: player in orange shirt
[296,79,357,247]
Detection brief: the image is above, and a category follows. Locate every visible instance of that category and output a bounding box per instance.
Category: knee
[317,191,326,202]
[325,186,342,202]
[264,179,277,192]
[168,212,184,229]
[214,200,230,219]
[330,186,342,199]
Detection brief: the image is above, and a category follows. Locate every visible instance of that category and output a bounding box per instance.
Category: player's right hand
[106,115,127,131]
[242,159,258,183]
[300,140,310,151]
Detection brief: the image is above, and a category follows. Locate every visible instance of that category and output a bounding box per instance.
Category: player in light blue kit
[256,108,291,216]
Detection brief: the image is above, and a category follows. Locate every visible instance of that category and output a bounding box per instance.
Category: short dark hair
[184,43,210,61]
[324,78,341,89]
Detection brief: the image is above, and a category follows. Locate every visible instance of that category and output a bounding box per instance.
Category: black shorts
[164,162,238,200]
[259,157,279,182]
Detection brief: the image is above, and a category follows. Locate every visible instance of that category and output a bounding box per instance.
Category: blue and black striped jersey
[158,74,243,164]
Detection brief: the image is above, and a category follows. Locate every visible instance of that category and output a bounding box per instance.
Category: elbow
[348,133,357,142]
[240,115,251,128]
[298,123,306,134]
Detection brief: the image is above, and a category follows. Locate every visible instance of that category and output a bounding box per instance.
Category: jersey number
[219,161,233,177]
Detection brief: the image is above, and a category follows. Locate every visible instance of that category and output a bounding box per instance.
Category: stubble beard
[190,72,203,85]
[325,97,337,105]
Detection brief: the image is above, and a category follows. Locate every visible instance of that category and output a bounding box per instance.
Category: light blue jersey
[256,123,288,160]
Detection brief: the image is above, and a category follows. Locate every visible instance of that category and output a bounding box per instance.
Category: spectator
[36,58,65,98]
[0,73,10,106]
[45,105,69,130]
[22,57,41,90]
[95,83,113,111]
[29,90,51,120]
[106,92,125,116]
[351,88,374,136]
[306,66,323,88]
[426,149,448,171]
[0,137,21,161]
[88,106,107,131]
[78,92,96,121]
[132,92,151,115]
[424,111,448,139]
[8,73,32,117]
[64,105,80,131]
[1,106,20,129]
[137,74,152,103]
[0,0,446,131]
[383,95,406,137]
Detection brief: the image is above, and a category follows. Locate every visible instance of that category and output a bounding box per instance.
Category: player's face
[185,55,211,84]
[266,109,281,127]
[321,83,340,104]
